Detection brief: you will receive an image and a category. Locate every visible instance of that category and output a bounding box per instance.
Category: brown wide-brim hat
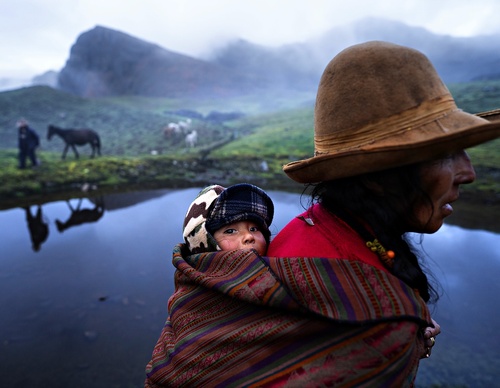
[284,41,500,183]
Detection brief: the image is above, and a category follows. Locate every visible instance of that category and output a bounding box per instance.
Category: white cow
[163,122,182,138]
[185,130,197,148]
[178,118,192,134]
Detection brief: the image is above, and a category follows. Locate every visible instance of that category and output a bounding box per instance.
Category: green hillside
[0,82,498,210]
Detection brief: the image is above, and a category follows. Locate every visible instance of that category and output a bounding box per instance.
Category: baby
[182,183,274,256]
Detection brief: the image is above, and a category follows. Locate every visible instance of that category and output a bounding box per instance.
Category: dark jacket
[18,126,40,151]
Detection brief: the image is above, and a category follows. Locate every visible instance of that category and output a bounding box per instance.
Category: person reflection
[24,205,49,252]
[55,197,105,233]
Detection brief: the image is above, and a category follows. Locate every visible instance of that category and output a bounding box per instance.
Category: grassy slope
[0,83,498,211]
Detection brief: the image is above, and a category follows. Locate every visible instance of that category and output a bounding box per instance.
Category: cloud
[2,0,500,78]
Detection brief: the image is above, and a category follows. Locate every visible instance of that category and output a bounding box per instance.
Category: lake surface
[0,187,499,387]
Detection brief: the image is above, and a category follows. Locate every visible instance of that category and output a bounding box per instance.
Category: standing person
[17,118,40,169]
[267,41,500,385]
[146,42,500,388]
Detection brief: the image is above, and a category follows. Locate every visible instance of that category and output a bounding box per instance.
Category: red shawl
[145,243,431,387]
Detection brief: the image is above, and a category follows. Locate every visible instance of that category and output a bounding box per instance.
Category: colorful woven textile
[145,244,431,387]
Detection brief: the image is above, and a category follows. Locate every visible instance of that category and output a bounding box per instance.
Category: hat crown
[283,40,499,183]
[314,41,450,154]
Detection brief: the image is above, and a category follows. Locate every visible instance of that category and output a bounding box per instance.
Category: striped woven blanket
[145,244,431,387]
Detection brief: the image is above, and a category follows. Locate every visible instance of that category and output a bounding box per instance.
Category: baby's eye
[223,228,237,235]
[249,226,260,232]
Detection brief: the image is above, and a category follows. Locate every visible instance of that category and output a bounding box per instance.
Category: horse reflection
[24,205,49,252]
[56,197,105,233]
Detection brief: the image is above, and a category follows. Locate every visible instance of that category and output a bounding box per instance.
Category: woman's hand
[422,318,440,358]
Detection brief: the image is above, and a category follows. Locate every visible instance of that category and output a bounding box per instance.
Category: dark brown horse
[47,125,101,159]
[55,198,105,233]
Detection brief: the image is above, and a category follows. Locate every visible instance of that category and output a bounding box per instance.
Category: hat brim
[284,111,500,183]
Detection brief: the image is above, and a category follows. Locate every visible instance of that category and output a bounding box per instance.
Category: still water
[0,188,499,387]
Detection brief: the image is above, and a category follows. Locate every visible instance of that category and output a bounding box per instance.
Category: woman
[145,42,500,387]
[268,41,499,384]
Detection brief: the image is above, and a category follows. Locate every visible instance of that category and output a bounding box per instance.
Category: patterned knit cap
[183,185,225,254]
[206,183,274,245]
[183,183,274,254]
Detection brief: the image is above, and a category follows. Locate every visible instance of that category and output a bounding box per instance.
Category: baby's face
[213,221,267,255]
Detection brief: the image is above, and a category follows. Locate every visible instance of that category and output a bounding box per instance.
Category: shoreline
[2,172,498,235]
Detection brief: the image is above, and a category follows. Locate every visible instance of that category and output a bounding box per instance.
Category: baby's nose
[243,231,255,244]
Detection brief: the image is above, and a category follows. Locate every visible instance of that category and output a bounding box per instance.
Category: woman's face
[411,150,476,233]
[213,220,268,255]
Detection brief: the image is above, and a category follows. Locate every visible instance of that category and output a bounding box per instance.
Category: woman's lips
[442,203,453,217]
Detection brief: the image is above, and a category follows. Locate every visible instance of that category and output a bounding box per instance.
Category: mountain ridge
[58,25,269,98]
[21,18,500,97]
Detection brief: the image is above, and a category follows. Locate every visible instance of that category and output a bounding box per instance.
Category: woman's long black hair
[309,163,439,303]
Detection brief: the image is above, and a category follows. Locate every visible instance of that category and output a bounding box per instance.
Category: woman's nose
[455,151,476,185]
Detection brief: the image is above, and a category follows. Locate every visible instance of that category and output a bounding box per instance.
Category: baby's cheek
[224,239,245,251]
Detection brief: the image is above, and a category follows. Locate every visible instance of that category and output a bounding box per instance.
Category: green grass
[450,80,500,113]
[212,107,314,172]
[1,82,499,208]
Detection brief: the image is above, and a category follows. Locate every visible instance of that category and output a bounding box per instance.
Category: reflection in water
[22,197,107,251]
[0,188,499,387]
[24,205,49,252]
[56,197,105,233]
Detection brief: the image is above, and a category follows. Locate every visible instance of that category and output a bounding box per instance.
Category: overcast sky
[2,0,500,79]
